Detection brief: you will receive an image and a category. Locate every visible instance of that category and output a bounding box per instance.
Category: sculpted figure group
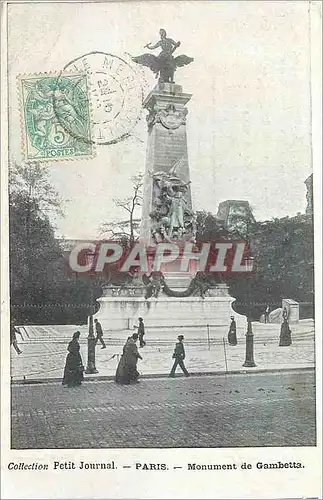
[142,271,212,300]
[149,166,196,243]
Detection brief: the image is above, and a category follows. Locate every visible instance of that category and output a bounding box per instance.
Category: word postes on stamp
[19,73,93,161]
[61,51,145,145]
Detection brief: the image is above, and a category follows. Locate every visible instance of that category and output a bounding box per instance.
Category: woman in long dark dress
[62,331,84,387]
[115,333,142,385]
[228,316,237,346]
[279,319,292,346]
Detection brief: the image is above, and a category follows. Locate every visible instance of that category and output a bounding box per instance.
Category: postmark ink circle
[55,51,145,146]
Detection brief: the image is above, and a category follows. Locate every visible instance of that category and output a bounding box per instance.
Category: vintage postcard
[1,1,322,499]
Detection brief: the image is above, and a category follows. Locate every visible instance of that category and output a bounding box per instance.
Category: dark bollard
[243,319,256,367]
[85,315,98,374]
[279,319,292,346]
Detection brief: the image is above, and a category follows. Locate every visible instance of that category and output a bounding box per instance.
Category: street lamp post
[243,256,256,368]
[85,254,98,374]
[85,314,98,374]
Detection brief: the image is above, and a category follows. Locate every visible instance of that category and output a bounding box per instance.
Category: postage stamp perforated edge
[17,71,96,163]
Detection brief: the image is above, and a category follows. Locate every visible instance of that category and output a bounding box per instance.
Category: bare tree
[101,173,143,245]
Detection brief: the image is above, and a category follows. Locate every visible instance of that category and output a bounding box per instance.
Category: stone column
[140,82,193,244]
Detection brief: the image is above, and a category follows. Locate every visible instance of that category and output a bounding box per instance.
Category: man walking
[94,319,106,349]
[137,317,146,348]
[264,304,270,323]
[169,335,189,377]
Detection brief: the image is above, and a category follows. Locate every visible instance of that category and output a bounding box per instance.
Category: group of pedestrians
[13,306,291,389]
[114,330,189,384]
[62,316,190,387]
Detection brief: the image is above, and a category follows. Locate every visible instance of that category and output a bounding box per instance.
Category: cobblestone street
[11,370,316,449]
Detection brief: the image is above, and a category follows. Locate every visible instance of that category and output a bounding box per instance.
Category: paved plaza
[11,370,316,449]
[11,320,315,381]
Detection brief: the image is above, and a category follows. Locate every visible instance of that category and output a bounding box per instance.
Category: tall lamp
[243,256,256,368]
[85,250,98,374]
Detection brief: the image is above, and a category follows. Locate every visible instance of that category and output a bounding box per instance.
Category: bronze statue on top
[132,29,193,84]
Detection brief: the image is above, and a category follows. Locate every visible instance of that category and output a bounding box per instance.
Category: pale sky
[8,1,313,239]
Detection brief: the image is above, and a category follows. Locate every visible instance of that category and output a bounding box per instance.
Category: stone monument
[94,31,246,335]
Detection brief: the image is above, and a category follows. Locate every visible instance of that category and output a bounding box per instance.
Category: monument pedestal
[93,284,247,338]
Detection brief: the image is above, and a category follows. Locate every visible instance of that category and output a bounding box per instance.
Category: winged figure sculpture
[132,29,193,84]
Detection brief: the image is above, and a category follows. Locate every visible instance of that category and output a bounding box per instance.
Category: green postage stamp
[19,73,94,161]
